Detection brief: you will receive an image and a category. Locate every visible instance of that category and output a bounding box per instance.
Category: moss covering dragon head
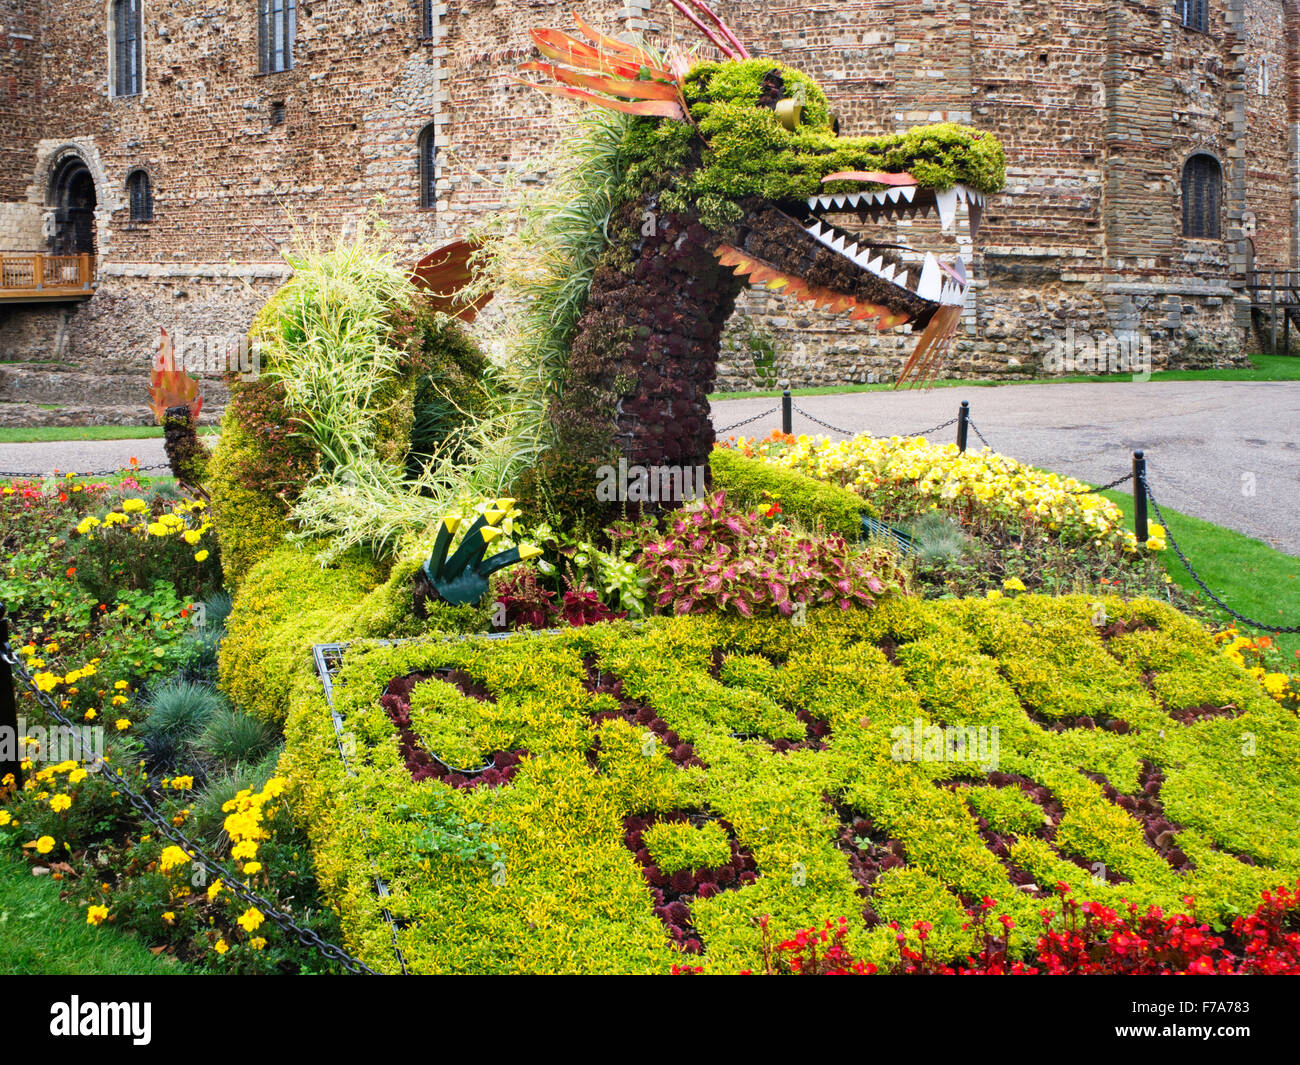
[521,5,1005,384]
[513,5,1005,533]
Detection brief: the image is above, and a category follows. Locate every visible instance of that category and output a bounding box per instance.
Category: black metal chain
[1139,476,1300,635]
[1068,473,1134,495]
[903,415,958,440]
[791,403,857,436]
[0,639,383,975]
[715,405,781,435]
[0,462,171,479]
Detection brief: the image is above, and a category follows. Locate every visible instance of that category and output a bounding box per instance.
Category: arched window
[112,0,143,97]
[1181,154,1221,239]
[126,169,153,222]
[418,124,437,209]
[259,0,296,74]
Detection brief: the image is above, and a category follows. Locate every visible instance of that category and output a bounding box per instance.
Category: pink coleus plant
[636,491,904,618]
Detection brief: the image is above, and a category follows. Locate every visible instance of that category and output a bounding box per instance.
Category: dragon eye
[774,98,803,131]
[829,111,841,135]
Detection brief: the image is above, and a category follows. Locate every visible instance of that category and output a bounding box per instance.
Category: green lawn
[1096,488,1300,659]
[711,353,1300,401]
[0,425,219,444]
[0,850,193,975]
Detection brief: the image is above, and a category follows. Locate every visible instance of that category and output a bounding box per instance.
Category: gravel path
[3,380,1297,554]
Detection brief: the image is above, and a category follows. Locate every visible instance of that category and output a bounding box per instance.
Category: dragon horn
[479,543,543,579]
[442,514,491,576]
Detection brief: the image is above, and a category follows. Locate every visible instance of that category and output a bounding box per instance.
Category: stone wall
[0,0,1295,422]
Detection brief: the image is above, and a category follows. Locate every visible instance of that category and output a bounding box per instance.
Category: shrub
[67,496,221,604]
[710,444,875,538]
[279,594,1296,973]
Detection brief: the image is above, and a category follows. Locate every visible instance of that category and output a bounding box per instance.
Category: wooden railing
[0,252,95,301]
[1247,268,1300,355]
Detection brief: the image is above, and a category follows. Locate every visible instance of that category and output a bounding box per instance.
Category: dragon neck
[557,193,746,481]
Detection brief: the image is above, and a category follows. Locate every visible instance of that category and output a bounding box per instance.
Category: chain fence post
[956,400,969,453]
[781,389,792,435]
[1133,450,1148,544]
[0,603,21,790]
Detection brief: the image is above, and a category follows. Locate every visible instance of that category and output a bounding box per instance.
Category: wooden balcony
[0,252,95,303]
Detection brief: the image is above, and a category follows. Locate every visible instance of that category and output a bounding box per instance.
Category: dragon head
[518,5,1005,383]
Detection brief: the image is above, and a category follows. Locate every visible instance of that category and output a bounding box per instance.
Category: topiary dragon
[493,3,1006,531]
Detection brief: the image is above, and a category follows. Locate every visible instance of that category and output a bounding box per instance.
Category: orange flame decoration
[147,327,202,423]
[510,6,758,121]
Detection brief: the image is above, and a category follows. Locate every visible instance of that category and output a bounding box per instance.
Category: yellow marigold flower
[214,938,229,955]
[0,811,11,826]
[32,672,59,693]
[194,550,210,563]
[111,694,129,707]
[249,937,267,950]
[1262,673,1290,696]
[113,680,130,691]
[169,775,194,790]
[83,709,97,721]
[242,861,263,875]
[34,835,55,854]
[158,845,191,873]
[114,718,131,731]
[68,768,87,784]
[49,794,71,813]
[237,907,265,933]
[162,911,175,925]
[121,498,146,513]
[86,905,109,926]
[1002,577,1027,592]
[207,879,224,901]
[182,529,201,545]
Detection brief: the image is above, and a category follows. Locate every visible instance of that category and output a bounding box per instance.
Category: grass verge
[0,850,193,975]
[1096,488,1300,659]
[0,426,219,444]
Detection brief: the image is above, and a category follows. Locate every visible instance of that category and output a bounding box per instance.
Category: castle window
[259,0,296,73]
[126,169,153,222]
[418,124,437,208]
[1181,154,1221,239]
[112,0,143,97]
[420,0,435,38]
[1177,0,1208,33]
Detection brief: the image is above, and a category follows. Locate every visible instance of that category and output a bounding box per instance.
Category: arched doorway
[49,155,97,256]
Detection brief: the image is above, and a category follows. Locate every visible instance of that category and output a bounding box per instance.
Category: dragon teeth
[866,256,884,275]
[887,187,903,203]
[878,263,897,283]
[899,186,915,202]
[935,187,958,232]
[915,253,942,301]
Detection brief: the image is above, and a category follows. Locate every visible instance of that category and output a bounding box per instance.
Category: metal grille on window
[113,0,142,97]
[419,125,437,209]
[127,170,153,223]
[1179,0,1208,33]
[259,0,297,74]
[1181,154,1221,239]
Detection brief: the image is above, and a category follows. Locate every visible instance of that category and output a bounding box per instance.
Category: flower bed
[730,432,1145,551]
[281,595,1300,974]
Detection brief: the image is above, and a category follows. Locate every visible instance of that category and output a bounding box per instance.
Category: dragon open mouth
[802,178,986,308]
